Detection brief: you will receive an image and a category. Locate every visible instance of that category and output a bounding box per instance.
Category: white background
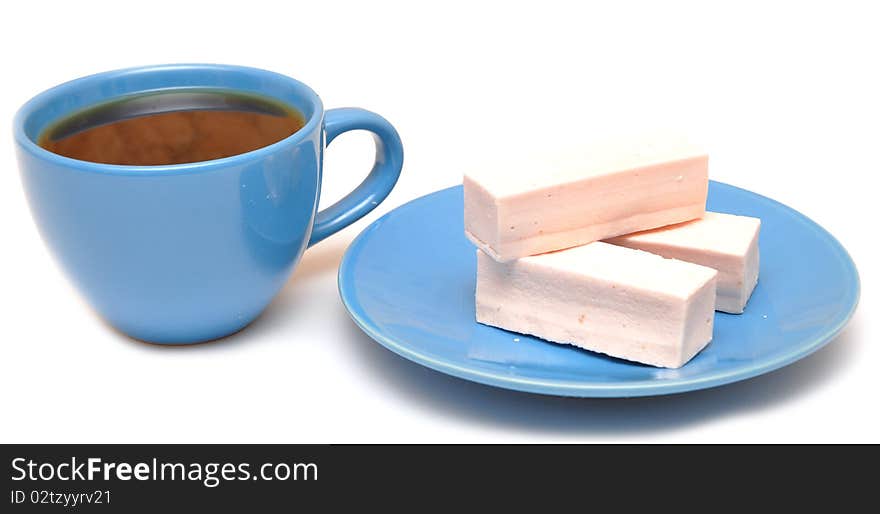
[1,0,876,443]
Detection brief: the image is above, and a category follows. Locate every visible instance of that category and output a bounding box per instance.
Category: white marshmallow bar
[606,212,760,314]
[475,242,718,368]
[464,136,708,262]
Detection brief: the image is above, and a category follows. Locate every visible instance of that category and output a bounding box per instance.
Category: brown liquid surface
[40,109,305,166]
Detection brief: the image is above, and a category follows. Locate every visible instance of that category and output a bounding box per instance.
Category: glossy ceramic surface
[15,64,403,343]
[339,184,859,397]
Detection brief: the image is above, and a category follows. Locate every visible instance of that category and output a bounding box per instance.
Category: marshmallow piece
[475,242,717,368]
[464,136,708,262]
[606,212,760,313]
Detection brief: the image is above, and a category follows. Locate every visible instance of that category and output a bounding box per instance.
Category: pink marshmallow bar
[464,136,709,262]
[606,211,761,313]
[475,242,718,368]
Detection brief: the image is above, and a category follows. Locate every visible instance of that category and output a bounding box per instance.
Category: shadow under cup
[14,64,402,343]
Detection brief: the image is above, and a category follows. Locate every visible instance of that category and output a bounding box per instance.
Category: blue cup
[14,64,403,343]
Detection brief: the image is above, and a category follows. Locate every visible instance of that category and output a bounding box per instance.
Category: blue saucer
[338,183,859,397]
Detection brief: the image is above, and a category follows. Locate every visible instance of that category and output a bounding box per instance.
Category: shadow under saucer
[341,308,861,436]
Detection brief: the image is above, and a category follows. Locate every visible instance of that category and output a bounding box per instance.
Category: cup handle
[308,107,404,247]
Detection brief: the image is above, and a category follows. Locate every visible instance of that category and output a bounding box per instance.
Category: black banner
[1,444,872,510]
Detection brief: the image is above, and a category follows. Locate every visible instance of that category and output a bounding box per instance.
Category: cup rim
[13,63,324,177]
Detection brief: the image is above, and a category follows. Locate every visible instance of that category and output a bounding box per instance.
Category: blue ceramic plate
[338,183,859,397]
